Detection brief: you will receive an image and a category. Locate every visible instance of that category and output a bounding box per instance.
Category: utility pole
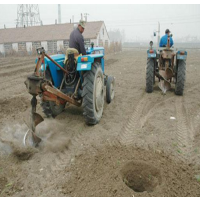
[84,13,89,22]
[157,21,160,49]
[58,4,61,24]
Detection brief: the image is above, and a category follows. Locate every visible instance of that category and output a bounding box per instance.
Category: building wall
[26,42,32,53]
[47,40,57,54]
[12,43,18,52]
[32,41,41,53]
[63,40,69,50]
[98,23,110,47]
[0,44,5,54]
[18,42,26,53]
[4,43,12,54]
[57,40,63,51]
[41,41,48,52]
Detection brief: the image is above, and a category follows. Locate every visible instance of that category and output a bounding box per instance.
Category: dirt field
[0,48,200,197]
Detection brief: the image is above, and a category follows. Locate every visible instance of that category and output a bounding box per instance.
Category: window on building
[102,28,104,36]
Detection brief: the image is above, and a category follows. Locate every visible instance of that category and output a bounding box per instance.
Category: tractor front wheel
[106,76,115,104]
[175,60,186,95]
[82,62,104,125]
[146,58,155,93]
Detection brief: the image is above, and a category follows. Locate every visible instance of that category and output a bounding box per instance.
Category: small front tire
[146,58,155,93]
[106,76,115,104]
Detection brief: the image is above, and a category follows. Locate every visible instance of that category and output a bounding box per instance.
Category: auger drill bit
[30,95,43,146]
[24,95,43,147]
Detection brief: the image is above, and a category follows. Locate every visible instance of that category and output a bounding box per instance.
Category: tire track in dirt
[184,85,200,164]
[115,93,150,146]
[175,97,194,161]
[111,92,173,147]
[140,96,174,128]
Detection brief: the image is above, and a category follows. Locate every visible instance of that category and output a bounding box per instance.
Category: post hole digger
[146,36,187,95]
[24,45,115,147]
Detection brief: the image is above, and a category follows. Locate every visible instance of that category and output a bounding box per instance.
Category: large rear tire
[175,60,186,96]
[82,62,104,125]
[41,69,66,117]
[41,100,66,118]
[146,58,155,93]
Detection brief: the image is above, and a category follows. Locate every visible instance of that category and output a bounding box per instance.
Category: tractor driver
[159,29,174,48]
[69,20,87,55]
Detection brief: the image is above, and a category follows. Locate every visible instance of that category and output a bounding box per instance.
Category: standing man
[69,20,87,55]
[159,29,174,47]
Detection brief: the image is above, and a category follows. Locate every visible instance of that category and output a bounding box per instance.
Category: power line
[106,20,200,27]
[105,14,200,23]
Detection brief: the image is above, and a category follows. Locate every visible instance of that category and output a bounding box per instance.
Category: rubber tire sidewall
[146,58,155,93]
[82,62,104,125]
[175,60,186,96]
[106,76,115,104]
[41,68,65,117]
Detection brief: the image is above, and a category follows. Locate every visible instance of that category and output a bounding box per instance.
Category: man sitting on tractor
[69,20,87,55]
[159,29,174,48]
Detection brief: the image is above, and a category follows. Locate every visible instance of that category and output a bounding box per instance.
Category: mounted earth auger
[146,36,187,95]
[24,44,115,147]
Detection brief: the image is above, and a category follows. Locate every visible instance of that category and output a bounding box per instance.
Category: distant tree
[108,29,125,44]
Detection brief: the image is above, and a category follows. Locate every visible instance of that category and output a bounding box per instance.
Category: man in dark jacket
[69,20,87,55]
[159,29,174,47]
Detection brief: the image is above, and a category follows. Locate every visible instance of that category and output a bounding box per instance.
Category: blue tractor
[24,43,115,146]
[146,37,187,95]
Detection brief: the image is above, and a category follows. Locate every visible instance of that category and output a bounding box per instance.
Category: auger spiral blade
[24,96,44,147]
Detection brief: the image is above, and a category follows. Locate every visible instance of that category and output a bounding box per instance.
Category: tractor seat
[64,48,81,64]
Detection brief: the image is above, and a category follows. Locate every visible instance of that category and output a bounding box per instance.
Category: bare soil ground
[0,49,200,197]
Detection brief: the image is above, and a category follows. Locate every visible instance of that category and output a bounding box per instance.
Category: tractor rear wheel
[82,62,104,125]
[41,69,66,117]
[146,58,155,93]
[175,60,186,95]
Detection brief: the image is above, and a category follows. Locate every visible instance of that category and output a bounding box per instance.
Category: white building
[0,21,110,55]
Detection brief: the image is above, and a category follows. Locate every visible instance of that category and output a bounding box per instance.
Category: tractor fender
[77,55,104,72]
[176,50,187,60]
[77,62,92,71]
[147,49,156,58]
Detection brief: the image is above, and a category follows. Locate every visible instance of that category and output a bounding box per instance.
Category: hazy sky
[0,4,200,42]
